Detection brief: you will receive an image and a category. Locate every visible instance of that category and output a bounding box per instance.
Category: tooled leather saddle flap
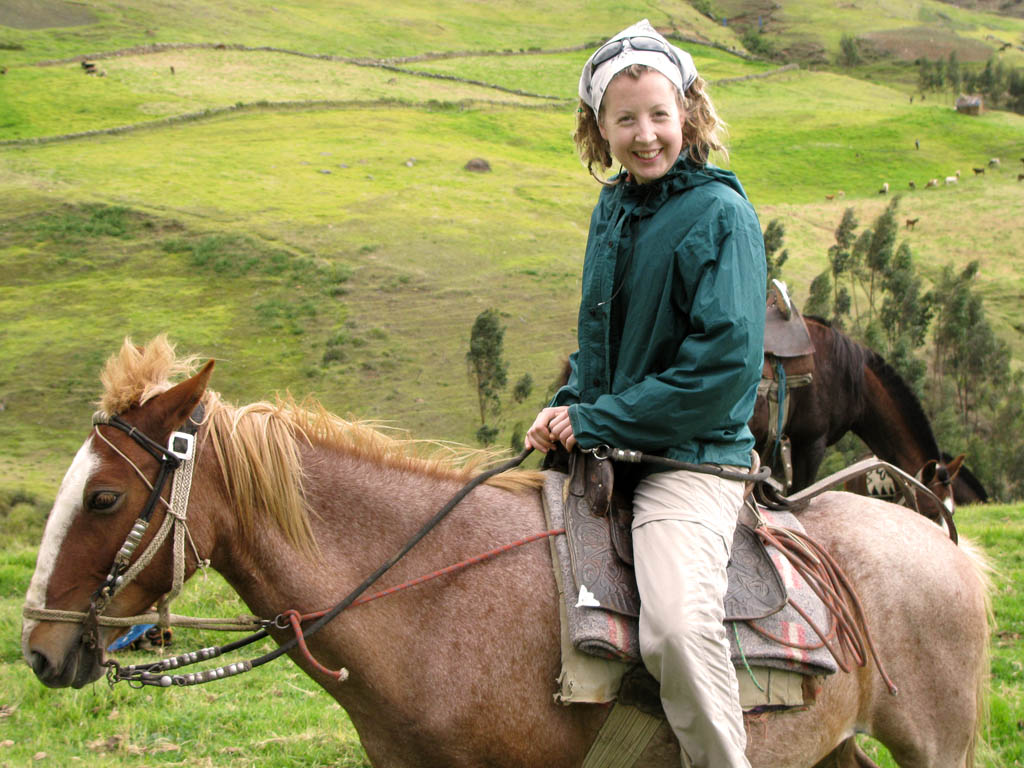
[562,452,787,621]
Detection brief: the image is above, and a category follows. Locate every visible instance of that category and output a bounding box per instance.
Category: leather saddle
[762,279,815,378]
[562,451,786,622]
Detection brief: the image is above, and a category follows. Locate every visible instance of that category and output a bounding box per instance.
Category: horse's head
[22,360,213,688]
[918,454,965,523]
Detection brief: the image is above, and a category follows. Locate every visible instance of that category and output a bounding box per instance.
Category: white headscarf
[578,19,698,115]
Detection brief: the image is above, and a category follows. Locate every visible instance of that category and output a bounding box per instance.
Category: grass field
[1,0,1023,764]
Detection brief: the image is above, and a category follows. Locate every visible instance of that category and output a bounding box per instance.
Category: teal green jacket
[552,155,766,469]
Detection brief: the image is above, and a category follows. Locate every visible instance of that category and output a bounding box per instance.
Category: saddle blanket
[541,470,837,707]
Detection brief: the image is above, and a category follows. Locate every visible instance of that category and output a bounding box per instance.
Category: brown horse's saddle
[759,282,816,490]
[563,452,786,622]
[762,280,815,378]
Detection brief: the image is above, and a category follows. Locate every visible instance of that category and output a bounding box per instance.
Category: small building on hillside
[955,94,983,115]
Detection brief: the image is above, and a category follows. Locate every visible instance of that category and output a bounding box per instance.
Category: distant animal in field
[914,138,919,148]
[905,218,919,230]
[988,158,1000,167]
[945,174,959,185]
[81,61,96,73]
[170,65,175,75]
[973,167,985,175]
[908,181,916,189]
[825,194,835,200]
[1018,173,1024,182]
[878,182,889,194]
[0,66,6,75]
[464,158,492,172]
[926,178,939,188]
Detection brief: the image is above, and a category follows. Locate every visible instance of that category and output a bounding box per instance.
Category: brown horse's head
[22,347,213,689]
[918,453,965,520]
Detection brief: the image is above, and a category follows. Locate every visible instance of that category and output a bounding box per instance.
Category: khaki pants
[631,469,750,768]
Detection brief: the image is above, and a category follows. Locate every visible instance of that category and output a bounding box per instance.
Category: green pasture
[0,0,741,66]
[715,0,1024,64]
[0,50,554,140]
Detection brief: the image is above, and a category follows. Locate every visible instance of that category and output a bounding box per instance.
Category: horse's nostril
[30,650,50,678]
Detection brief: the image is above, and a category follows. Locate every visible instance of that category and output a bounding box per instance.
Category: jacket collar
[611,153,748,216]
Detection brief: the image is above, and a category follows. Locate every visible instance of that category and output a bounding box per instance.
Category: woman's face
[599,70,684,184]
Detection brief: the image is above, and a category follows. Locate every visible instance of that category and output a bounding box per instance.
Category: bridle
[88,405,204,625]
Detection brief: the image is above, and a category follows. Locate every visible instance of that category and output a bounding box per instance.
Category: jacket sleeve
[549,350,580,407]
[569,209,765,451]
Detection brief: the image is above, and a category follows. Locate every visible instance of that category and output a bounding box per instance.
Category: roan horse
[751,316,960,520]
[24,338,991,767]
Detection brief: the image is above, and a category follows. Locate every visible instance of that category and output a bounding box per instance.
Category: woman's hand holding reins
[525,406,577,453]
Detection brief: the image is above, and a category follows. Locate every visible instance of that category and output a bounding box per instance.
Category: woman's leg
[631,470,750,768]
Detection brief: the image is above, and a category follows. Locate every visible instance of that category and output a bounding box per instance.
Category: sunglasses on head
[589,35,683,76]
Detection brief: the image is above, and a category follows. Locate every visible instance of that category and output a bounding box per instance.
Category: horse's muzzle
[27,633,105,689]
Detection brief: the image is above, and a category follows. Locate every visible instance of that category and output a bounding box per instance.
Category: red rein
[279,528,566,680]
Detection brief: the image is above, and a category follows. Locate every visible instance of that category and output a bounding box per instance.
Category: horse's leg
[789,435,827,490]
[810,738,882,768]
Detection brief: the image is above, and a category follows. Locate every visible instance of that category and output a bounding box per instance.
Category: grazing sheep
[825,194,835,200]
[878,182,889,194]
[905,218,919,230]
[926,178,939,188]
[945,175,958,185]
[908,181,916,189]
[989,158,1000,167]
[973,167,985,175]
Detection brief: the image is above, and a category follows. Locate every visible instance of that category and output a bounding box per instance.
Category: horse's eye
[88,490,122,513]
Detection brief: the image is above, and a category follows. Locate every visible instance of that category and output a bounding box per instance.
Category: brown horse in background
[23,337,991,767]
[751,316,959,521]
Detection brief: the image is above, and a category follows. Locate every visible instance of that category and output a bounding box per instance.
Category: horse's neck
[208,450,475,616]
[850,365,935,469]
[206,443,552,660]
[204,446,563,763]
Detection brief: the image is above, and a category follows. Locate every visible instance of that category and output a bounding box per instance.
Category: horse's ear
[945,453,966,481]
[148,360,215,432]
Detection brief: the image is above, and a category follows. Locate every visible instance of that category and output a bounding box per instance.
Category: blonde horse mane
[99,337,542,558]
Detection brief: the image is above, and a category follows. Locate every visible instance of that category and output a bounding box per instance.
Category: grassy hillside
[2,71,1021,496]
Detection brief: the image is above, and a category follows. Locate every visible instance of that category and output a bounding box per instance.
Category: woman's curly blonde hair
[573,65,727,183]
